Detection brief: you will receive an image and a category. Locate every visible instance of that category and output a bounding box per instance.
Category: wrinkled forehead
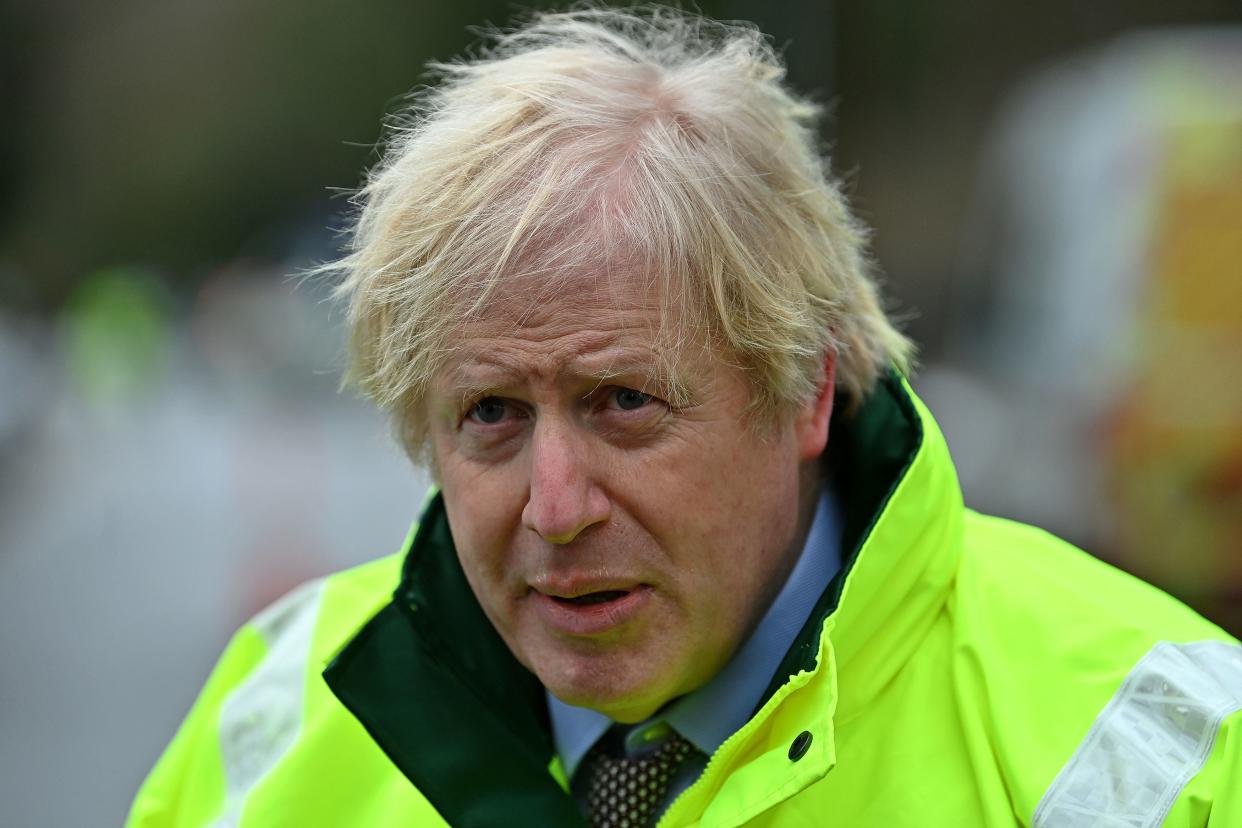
[456,258,701,348]
[436,262,713,401]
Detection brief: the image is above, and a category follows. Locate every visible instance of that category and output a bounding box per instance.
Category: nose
[521,418,610,544]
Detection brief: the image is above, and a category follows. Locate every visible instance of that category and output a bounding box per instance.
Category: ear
[794,351,836,461]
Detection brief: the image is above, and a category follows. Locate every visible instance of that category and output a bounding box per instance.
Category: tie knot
[586,729,696,828]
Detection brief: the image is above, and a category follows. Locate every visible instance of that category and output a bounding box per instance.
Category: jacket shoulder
[126,552,416,828]
[312,552,406,660]
[958,509,1231,645]
[233,551,405,676]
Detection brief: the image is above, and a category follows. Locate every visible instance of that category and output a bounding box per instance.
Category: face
[426,270,832,723]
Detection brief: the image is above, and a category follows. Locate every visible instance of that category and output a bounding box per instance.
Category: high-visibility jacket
[127,376,1242,827]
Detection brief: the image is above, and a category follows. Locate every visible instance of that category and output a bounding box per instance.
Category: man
[128,8,1242,827]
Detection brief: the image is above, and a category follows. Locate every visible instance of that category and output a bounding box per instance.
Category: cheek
[437,453,527,574]
[681,435,801,576]
[695,432,797,517]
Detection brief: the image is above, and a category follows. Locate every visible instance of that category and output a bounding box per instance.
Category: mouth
[531,584,652,636]
[549,589,632,607]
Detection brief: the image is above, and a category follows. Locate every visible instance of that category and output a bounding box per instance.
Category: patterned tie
[585,730,696,828]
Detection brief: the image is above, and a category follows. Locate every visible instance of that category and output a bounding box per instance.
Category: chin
[538,648,671,722]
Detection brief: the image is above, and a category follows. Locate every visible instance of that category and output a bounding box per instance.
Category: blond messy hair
[329,5,912,459]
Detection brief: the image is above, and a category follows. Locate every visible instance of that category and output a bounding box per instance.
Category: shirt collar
[547,487,842,779]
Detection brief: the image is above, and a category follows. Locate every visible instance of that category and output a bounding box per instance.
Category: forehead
[440,267,691,384]
[479,262,665,321]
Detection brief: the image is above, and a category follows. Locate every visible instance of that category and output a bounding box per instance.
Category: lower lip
[532,586,652,636]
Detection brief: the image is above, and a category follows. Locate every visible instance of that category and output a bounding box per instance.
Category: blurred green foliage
[63,267,171,403]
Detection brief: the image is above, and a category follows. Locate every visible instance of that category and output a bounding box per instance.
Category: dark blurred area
[1,2,1239,825]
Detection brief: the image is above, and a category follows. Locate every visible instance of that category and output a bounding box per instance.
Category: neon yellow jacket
[128,377,1242,827]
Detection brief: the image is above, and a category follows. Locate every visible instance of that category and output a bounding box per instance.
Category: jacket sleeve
[125,623,269,828]
[1201,708,1242,827]
[1028,639,1242,828]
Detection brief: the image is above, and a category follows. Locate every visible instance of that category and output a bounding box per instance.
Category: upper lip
[530,576,643,599]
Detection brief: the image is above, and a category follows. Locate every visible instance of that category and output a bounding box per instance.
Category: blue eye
[614,388,652,411]
[469,398,507,424]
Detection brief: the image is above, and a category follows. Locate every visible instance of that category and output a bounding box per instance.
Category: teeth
[557,590,629,606]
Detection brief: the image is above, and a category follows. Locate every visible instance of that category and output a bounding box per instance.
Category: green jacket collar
[324,372,959,825]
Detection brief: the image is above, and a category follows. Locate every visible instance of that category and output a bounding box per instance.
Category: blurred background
[1,1,1239,825]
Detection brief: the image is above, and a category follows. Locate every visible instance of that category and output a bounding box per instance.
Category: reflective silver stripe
[1033,640,1242,828]
[210,579,327,828]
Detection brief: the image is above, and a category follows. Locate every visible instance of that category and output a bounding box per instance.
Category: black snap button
[788,730,812,761]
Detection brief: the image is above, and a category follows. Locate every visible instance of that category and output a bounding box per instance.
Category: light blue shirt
[547,487,842,814]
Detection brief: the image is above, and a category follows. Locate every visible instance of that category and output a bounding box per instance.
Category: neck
[794,459,825,555]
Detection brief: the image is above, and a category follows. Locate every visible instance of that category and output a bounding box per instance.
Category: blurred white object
[930,27,1242,589]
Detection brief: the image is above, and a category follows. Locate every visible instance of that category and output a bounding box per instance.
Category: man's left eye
[611,388,653,411]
